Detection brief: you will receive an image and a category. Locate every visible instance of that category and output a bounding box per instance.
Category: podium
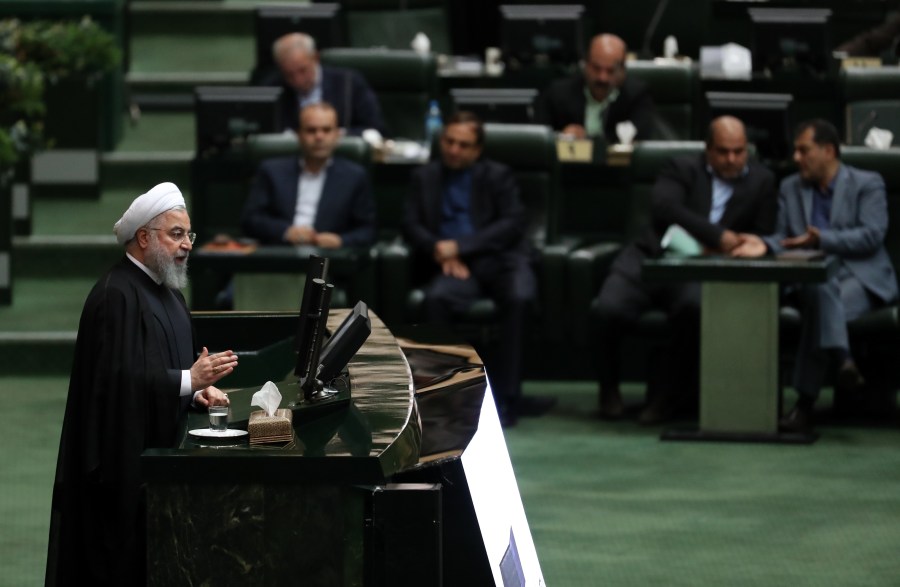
[142,311,544,586]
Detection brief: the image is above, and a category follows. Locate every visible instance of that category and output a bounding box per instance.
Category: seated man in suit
[402,111,552,428]
[241,102,376,248]
[535,33,657,142]
[262,32,387,136]
[733,119,899,433]
[594,116,777,423]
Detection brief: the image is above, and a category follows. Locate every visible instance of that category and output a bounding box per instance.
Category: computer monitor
[499,4,585,68]
[450,88,538,124]
[194,86,283,156]
[317,300,371,385]
[705,91,794,162]
[251,3,345,84]
[749,8,833,76]
[294,255,330,378]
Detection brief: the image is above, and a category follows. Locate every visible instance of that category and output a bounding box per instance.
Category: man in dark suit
[534,33,657,141]
[734,119,899,433]
[594,116,777,423]
[263,32,387,136]
[403,111,551,427]
[241,102,375,248]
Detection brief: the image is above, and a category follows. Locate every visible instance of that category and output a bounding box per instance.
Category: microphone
[855,109,878,143]
[641,0,671,59]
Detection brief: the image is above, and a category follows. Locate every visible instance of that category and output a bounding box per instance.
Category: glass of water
[208,405,229,432]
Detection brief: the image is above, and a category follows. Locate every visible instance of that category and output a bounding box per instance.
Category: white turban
[113,182,186,245]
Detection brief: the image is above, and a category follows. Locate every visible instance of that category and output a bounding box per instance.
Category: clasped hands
[434,239,470,279]
[719,227,820,258]
[284,225,342,248]
[190,347,238,406]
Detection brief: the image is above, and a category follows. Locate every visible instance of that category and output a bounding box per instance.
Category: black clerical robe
[46,257,196,586]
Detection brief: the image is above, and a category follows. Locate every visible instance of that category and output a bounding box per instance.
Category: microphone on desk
[855,109,878,143]
[640,0,672,59]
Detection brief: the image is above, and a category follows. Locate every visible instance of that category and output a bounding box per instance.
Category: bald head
[706,116,749,179]
[585,34,628,102]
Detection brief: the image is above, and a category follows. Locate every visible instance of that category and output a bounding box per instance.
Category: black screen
[499,4,585,67]
[294,255,330,378]
[194,86,283,156]
[706,91,794,162]
[750,8,832,75]
[450,88,538,124]
[318,300,371,384]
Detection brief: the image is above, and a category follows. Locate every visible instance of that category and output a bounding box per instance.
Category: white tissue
[251,380,282,417]
[411,32,431,55]
[700,43,752,80]
[361,128,384,149]
[864,127,893,150]
[616,121,637,146]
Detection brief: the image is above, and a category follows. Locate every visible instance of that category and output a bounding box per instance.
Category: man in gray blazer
[734,119,899,432]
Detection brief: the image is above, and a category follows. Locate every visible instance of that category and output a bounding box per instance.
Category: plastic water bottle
[424,100,443,153]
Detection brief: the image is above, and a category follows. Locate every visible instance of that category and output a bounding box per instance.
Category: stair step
[101,150,193,191]
[13,236,121,279]
[127,71,250,112]
[0,331,76,375]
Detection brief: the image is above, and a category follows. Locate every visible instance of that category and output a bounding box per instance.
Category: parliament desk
[642,255,837,443]
[143,311,543,586]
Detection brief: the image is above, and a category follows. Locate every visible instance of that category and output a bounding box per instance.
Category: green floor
[5,379,900,586]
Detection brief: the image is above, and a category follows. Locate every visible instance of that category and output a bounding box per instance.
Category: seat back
[341,0,451,54]
[626,61,696,140]
[245,132,372,171]
[481,123,559,247]
[840,146,900,289]
[320,48,437,140]
[629,140,706,239]
[841,67,900,144]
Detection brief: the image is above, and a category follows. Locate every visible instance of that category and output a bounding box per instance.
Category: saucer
[188,428,248,439]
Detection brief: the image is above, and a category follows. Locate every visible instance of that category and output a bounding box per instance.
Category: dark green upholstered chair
[626,61,696,140]
[835,147,900,404]
[377,123,568,341]
[841,67,900,145]
[319,48,437,140]
[566,141,705,345]
[339,0,451,54]
[245,132,372,170]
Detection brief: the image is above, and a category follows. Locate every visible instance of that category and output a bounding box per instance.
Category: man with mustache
[535,33,657,141]
[46,183,237,586]
[732,119,899,433]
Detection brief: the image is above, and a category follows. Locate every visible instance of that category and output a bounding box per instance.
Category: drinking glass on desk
[208,405,229,431]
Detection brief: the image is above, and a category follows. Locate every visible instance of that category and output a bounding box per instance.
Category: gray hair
[273,32,317,64]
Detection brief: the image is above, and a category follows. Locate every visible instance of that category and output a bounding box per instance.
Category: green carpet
[4,377,899,586]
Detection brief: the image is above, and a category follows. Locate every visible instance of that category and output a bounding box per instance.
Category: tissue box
[248,409,293,445]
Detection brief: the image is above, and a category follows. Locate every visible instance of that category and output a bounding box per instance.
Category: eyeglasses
[146,227,197,245]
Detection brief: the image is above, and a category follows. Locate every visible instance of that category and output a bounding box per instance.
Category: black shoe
[638,395,675,425]
[517,395,557,417]
[598,386,625,420]
[779,403,813,434]
[835,358,865,395]
[497,404,518,428]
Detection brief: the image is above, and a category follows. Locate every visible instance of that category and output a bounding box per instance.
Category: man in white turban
[46,183,239,586]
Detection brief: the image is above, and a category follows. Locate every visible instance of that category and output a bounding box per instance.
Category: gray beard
[146,237,189,289]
